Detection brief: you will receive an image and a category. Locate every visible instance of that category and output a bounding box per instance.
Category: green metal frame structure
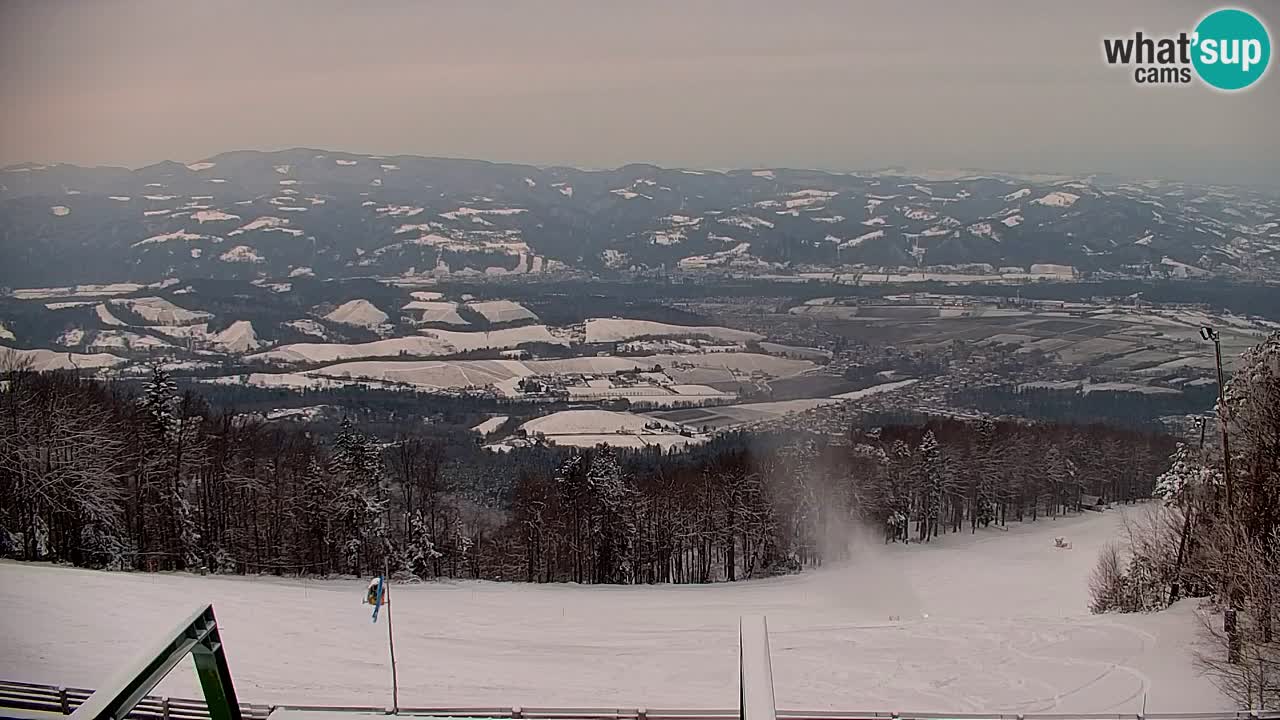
[69,604,240,720]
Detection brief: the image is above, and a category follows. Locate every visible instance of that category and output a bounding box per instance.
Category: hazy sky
[1,0,1276,184]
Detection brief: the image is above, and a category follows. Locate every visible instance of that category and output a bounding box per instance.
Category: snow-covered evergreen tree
[137,365,200,570]
[328,417,389,575]
[586,447,633,584]
[918,430,942,541]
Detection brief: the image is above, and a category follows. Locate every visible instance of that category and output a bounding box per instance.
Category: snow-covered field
[465,300,537,324]
[248,326,564,365]
[0,510,1224,713]
[585,318,763,344]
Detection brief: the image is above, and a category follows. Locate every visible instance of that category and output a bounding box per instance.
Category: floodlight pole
[1202,326,1239,664]
[1209,332,1233,514]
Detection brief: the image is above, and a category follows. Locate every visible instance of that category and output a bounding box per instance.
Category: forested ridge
[1,353,1174,584]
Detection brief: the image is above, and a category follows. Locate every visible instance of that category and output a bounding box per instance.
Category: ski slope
[0,509,1225,713]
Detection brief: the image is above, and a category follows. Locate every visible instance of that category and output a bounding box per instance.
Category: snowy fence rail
[2,683,1276,720]
[0,681,270,720]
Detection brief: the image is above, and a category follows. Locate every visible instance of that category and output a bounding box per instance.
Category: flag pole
[384,558,400,714]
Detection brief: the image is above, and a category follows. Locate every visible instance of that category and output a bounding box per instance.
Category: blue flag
[368,576,386,623]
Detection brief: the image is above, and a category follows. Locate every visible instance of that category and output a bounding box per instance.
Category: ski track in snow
[0,509,1223,712]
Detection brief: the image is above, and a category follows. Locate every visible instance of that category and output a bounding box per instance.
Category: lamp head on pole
[1200,326,1219,342]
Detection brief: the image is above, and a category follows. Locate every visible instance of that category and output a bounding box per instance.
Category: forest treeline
[1,352,1173,584]
[1085,332,1280,709]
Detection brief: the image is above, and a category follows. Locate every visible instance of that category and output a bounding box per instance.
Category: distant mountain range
[2,149,1277,286]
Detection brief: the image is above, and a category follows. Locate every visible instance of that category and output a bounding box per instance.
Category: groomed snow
[0,509,1223,712]
[585,318,762,344]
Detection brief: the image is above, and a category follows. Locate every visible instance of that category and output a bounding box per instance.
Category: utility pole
[1201,326,1239,664]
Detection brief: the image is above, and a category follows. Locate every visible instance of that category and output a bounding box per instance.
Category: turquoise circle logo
[1192,8,1271,90]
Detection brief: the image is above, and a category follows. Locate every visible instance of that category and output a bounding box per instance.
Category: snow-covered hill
[3,150,1277,284]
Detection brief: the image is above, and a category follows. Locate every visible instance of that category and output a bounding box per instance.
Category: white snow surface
[839,229,884,249]
[219,245,264,264]
[586,318,762,344]
[0,322,14,341]
[402,301,468,326]
[94,304,128,327]
[0,347,126,371]
[250,326,564,365]
[211,321,264,353]
[134,230,210,247]
[1032,191,1081,208]
[191,210,240,224]
[0,509,1223,712]
[324,300,389,328]
[471,416,509,435]
[465,300,537,324]
[111,297,212,326]
[284,319,328,339]
[239,217,290,232]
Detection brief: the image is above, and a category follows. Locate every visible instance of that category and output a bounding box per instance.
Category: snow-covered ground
[324,300,389,329]
[250,326,564,365]
[465,300,537,324]
[585,318,763,344]
[0,510,1223,713]
[111,297,212,326]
